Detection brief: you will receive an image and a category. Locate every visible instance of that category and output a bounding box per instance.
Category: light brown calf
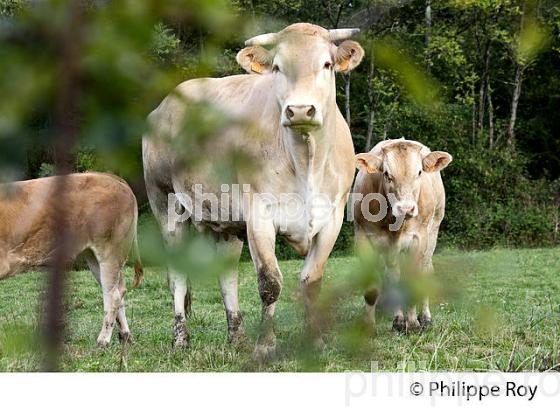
[0,172,143,346]
[353,139,452,332]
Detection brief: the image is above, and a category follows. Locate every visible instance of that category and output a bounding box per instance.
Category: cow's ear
[335,40,364,73]
[356,153,382,174]
[236,46,273,74]
[423,151,453,172]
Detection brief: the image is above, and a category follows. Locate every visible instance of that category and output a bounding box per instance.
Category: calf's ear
[236,46,273,74]
[423,151,453,172]
[356,153,382,174]
[335,40,364,73]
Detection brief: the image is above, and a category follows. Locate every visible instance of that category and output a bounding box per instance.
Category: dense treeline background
[1,0,559,253]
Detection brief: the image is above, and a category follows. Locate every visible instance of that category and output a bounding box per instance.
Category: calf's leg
[417,222,441,328]
[116,277,132,343]
[86,250,132,343]
[96,259,125,347]
[417,258,434,328]
[385,256,406,332]
[356,231,382,330]
[364,288,379,326]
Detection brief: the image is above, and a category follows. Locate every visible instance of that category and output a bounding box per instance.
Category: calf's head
[356,141,452,219]
[236,23,364,132]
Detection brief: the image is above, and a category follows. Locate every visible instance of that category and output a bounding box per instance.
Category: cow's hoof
[96,338,110,348]
[418,315,433,330]
[252,342,276,362]
[405,319,422,333]
[173,334,190,348]
[392,316,406,333]
[227,329,248,348]
[119,332,134,345]
[173,315,190,348]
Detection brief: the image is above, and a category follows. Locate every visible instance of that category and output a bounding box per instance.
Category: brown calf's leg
[116,277,132,344]
[364,288,379,329]
[96,260,124,347]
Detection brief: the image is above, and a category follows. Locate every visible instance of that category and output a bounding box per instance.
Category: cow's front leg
[247,217,282,361]
[300,206,346,350]
[169,270,190,347]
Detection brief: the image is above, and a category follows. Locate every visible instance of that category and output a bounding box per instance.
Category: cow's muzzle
[283,104,322,129]
[392,201,418,219]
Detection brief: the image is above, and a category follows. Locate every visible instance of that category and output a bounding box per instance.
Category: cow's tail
[131,207,144,289]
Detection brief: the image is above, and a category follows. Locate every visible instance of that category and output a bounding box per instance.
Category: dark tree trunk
[506,0,528,147]
[425,0,432,72]
[488,87,495,149]
[478,41,492,138]
[43,1,85,371]
[507,63,524,146]
[471,85,476,145]
[365,51,376,151]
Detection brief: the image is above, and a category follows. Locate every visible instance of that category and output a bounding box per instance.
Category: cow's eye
[418,170,422,177]
[272,64,280,73]
[324,61,332,70]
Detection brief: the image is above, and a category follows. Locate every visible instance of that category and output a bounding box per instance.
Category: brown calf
[0,172,143,346]
[353,139,452,332]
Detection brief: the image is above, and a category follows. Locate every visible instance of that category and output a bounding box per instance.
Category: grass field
[0,248,559,372]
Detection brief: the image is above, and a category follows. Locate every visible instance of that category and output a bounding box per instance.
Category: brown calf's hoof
[392,316,406,333]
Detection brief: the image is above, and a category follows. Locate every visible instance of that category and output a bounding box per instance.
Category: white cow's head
[236,23,364,132]
[356,140,452,219]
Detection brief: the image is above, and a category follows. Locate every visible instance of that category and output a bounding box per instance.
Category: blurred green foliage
[1,0,559,254]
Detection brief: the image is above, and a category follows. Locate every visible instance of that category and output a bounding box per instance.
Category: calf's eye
[272,65,280,73]
[324,62,332,70]
[383,171,392,182]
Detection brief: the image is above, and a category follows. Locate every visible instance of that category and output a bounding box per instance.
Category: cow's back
[143,74,278,198]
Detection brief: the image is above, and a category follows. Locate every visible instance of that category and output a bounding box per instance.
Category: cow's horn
[244,32,279,46]
[328,28,360,42]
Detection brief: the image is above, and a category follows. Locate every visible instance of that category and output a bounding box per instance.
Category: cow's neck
[282,107,335,192]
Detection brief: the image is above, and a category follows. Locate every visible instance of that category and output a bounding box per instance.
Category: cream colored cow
[0,172,143,346]
[353,139,452,332]
[143,23,364,359]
